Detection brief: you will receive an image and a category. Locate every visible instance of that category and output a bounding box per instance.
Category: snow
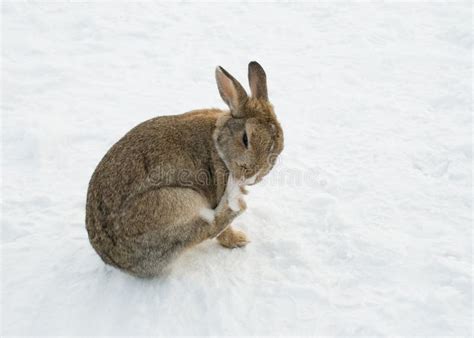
[1,2,472,336]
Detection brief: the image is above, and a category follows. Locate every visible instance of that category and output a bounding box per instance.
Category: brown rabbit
[85,62,284,277]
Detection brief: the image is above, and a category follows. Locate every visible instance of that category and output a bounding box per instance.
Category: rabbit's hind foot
[217,226,249,248]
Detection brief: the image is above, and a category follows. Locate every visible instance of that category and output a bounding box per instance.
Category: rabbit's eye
[242,131,249,149]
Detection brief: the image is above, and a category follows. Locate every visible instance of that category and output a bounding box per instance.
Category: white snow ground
[1,2,472,336]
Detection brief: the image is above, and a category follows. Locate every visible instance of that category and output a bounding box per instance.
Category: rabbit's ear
[216,66,248,117]
[248,61,268,101]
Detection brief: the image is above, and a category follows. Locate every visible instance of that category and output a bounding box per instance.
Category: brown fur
[85,62,284,277]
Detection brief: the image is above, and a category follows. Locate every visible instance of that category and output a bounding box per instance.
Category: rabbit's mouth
[236,164,258,184]
[244,174,259,186]
[241,168,260,186]
[232,173,258,187]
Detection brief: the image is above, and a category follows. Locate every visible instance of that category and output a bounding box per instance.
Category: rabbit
[85,61,284,277]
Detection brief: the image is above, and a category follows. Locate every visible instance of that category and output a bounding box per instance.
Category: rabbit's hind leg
[113,187,212,277]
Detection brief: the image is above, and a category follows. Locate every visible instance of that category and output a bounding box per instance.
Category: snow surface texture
[1,2,472,336]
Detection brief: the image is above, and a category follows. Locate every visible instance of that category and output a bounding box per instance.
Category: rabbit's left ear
[248,61,268,101]
[215,66,248,117]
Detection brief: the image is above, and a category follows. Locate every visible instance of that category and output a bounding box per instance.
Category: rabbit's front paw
[226,176,245,212]
[228,194,245,212]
